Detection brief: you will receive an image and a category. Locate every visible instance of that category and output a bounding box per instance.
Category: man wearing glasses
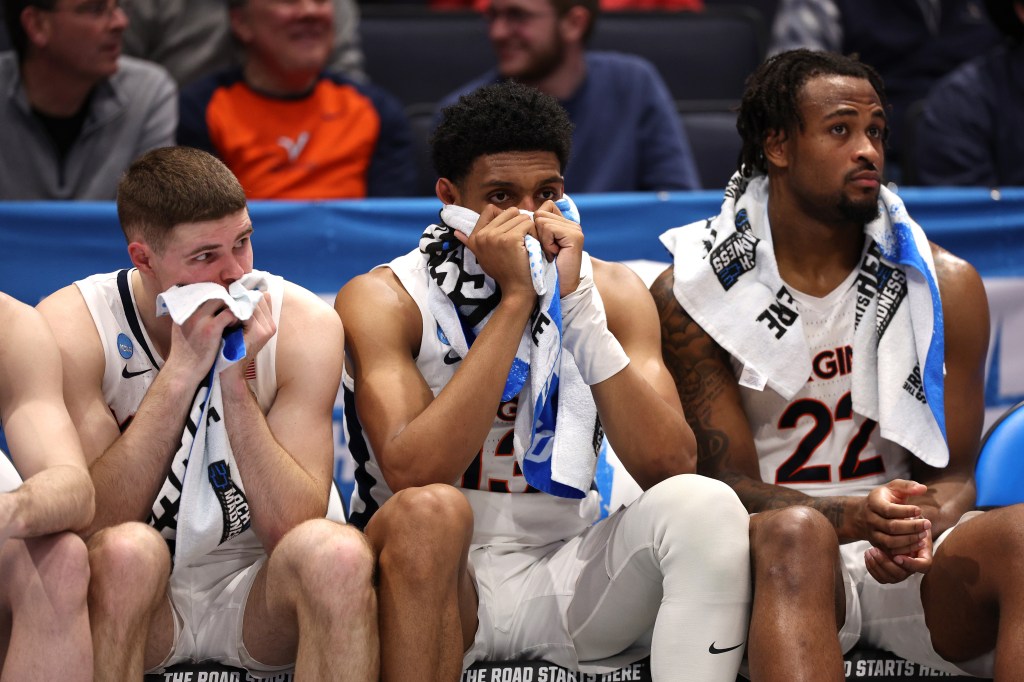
[0,0,175,199]
[439,0,701,193]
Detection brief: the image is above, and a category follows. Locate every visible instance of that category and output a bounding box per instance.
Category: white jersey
[75,269,284,562]
[731,267,912,497]
[345,249,600,545]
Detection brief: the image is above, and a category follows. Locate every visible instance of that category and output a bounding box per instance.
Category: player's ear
[128,242,156,275]
[763,128,790,169]
[436,177,460,205]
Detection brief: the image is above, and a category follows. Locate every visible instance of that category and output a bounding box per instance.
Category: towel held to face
[149,272,269,566]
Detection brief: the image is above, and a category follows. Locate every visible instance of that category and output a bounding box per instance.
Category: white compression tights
[567,474,752,681]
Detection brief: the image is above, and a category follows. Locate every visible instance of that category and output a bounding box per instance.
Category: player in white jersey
[0,292,94,681]
[655,49,1023,679]
[37,146,377,681]
[732,267,912,498]
[337,81,753,682]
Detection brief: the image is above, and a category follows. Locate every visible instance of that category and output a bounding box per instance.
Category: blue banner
[4,189,1023,512]
[3,189,1023,305]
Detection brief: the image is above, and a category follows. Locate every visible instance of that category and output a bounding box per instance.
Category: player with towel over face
[336,80,752,682]
[38,145,377,681]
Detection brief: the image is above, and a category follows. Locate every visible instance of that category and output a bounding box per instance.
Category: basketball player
[37,146,377,681]
[0,291,94,681]
[654,49,1024,679]
[336,81,753,682]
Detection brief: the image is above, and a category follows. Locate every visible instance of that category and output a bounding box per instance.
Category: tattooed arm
[651,267,928,549]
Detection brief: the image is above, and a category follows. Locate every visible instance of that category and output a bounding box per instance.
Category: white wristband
[560,275,630,385]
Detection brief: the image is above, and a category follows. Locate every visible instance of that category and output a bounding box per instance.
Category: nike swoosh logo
[708,641,744,655]
[122,365,152,379]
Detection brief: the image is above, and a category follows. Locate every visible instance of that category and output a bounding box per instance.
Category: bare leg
[243,518,377,681]
[0,532,91,682]
[88,522,173,682]
[921,505,1024,680]
[365,484,477,682]
[747,507,845,682]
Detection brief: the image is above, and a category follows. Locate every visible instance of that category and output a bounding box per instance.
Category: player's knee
[88,522,169,604]
[753,506,836,555]
[375,484,472,581]
[752,507,838,586]
[991,505,1024,554]
[642,474,750,565]
[276,519,374,594]
[31,532,90,608]
[374,481,473,548]
[647,474,748,535]
[383,484,472,548]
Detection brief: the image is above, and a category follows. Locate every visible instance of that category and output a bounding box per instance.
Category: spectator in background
[178,0,416,199]
[915,0,1024,186]
[122,0,365,88]
[430,0,702,10]
[768,0,999,177]
[0,0,176,200]
[439,0,702,192]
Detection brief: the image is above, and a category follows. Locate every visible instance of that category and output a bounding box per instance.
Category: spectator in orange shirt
[177,0,415,199]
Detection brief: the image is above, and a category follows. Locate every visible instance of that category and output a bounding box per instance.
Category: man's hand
[535,200,584,297]
[454,205,538,302]
[857,479,932,555]
[222,292,277,385]
[864,529,933,583]
[164,298,241,384]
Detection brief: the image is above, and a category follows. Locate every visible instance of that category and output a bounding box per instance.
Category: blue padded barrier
[3,189,1024,307]
[975,400,1024,508]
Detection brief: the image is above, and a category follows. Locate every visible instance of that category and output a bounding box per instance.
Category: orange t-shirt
[178,71,415,199]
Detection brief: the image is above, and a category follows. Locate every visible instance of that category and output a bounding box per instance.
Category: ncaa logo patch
[116,333,134,359]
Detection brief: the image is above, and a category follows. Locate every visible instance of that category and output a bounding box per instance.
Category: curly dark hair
[431,81,574,186]
[737,49,889,177]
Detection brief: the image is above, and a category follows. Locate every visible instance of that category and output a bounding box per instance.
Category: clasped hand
[860,479,933,583]
[455,201,584,299]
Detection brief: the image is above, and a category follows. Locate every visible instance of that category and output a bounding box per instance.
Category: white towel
[0,452,22,494]
[660,173,948,467]
[155,273,268,325]
[420,196,600,498]
[150,271,269,565]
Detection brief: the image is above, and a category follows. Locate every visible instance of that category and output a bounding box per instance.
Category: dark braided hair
[736,49,888,177]
[431,81,574,187]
